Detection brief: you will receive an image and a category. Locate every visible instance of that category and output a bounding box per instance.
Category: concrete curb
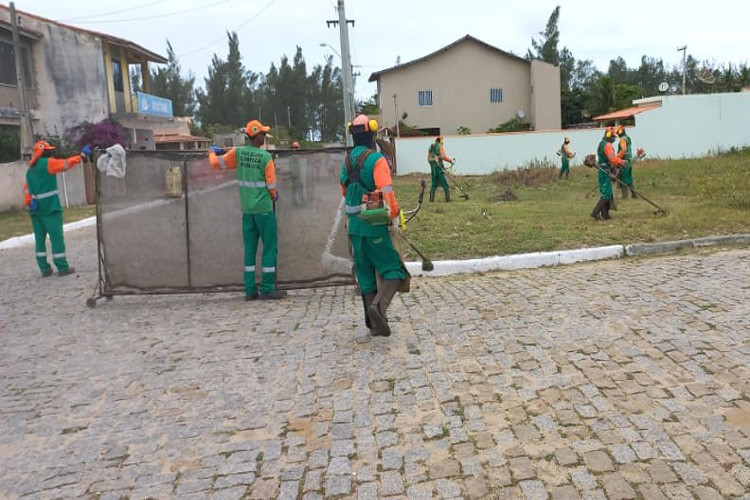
[405,245,624,277]
[624,234,750,256]
[2,215,748,278]
[0,216,96,251]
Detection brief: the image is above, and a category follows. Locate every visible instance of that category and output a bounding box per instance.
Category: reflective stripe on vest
[32,189,59,199]
[218,157,228,170]
[344,204,363,214]
[262,266,275,273]
[238,180,268,189]
[382,185,393,193]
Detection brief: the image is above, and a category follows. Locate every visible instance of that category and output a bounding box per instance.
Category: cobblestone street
[1,227,749,500]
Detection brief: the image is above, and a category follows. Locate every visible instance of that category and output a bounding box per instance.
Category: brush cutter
[442,161,470,200]
[583,153,666,216]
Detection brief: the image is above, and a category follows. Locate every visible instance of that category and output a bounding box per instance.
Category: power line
[178,0,277,59]
[72,0,235,24]
[60,0,168,22]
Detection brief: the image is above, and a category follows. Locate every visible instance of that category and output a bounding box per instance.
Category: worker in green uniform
[616,125,637,199]
[208,119,286,300]
[591,128,624,220]
[559,137,574,179]
[427,136,454,202]
[341,114,407,337]
[23,140,91,277]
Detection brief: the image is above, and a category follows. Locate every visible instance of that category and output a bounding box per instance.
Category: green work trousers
[598,167,613,201]
[560,156,570,175]
[242,212,278,295]
[31,211,70,273]
[620,160,633,187]
[350,233,406,295]
[429,161,450,193]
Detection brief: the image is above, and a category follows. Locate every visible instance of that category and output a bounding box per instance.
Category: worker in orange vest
[24,140,91,277]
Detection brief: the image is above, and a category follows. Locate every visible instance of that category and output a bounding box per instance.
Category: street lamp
[319,42,341,59]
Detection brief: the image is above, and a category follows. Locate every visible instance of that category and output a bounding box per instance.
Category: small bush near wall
[488,117,531,133]
[0,126,20,162]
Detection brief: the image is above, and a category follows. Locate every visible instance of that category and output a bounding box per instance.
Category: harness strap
[344,149,375,189]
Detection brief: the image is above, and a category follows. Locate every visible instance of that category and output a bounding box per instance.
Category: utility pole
[327,0,355,146]
[10,2,33,160]
[287,106,291,128]
[677,45,687,95]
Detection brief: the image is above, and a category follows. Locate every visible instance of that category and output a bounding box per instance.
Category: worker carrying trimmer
[427,136,454,202]
[558,137,574,179]
[591,127,624,220]
[23,140,91,277]
[616,125,637,199]
[340,115,408,337]
[208,119,286,301]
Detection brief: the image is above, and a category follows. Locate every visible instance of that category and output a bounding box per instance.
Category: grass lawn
[0,205,96,242]
[393,148,750,260]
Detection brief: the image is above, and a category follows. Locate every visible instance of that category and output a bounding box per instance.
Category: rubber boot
[259,289,287,300]
[602,200,612,220]
[429,189,436,202]
[591,200,605,220]
[368,279,402,337]
[620,185,628,199]
[58,267,76,277]
[362,292,376,330]
[565,171,569,180]
[445,190,451,203]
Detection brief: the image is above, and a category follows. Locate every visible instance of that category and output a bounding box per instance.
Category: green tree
[151,40,196,116]
[196,32,256,131]
[588,75,616,116]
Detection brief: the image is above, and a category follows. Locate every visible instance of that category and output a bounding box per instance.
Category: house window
[418,90,433,107]
[112,59,124,92]
[490,88,503,103]
[0,40,34,87]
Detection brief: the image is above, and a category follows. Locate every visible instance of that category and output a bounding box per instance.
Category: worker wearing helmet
[289,141,304,206]
[427,136,454,202]
[616,125,637,199]
[591,127,624,220]
[559,137,574,179]
[24,140,91,277]
[341,114,407,337]
[208,119,286,300]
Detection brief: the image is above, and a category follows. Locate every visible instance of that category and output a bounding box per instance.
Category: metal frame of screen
[87,148,355,308]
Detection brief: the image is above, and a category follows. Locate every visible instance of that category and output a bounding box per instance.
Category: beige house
[0,5,169,152]
[369,35,561,135]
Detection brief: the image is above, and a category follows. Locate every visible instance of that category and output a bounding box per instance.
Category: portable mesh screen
[94,148,355,297]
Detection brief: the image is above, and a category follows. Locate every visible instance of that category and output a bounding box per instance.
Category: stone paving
[1,227,749,500]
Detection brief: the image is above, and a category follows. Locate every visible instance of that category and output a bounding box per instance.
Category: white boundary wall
[394,92,750,175]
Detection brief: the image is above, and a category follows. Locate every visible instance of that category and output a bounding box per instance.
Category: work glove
[29,198,38,213]
[81,145,92,159]
[210,146,226,156]
[272,191,279,202]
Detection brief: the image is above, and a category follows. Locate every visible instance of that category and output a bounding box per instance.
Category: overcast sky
[20,0,750,102]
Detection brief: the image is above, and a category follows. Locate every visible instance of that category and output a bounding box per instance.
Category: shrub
[65,119,129,151]
[0,126,20,162]
[488,117,530,133]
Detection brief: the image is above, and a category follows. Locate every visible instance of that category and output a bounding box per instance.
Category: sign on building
[137,92,173,118]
